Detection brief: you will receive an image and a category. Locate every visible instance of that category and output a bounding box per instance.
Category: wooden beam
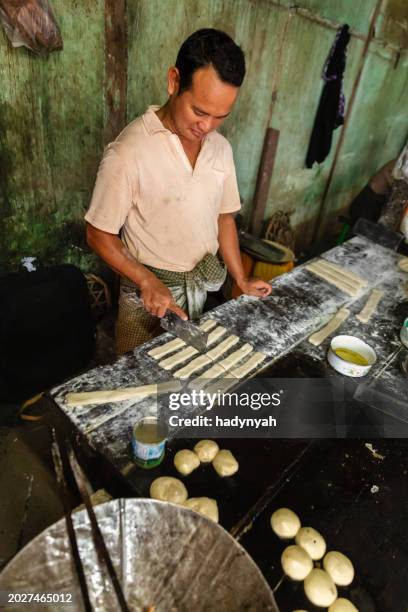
[104,0,127,144]
[250,127,280,237]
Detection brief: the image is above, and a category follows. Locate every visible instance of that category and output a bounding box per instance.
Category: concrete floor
[0,399,82,571]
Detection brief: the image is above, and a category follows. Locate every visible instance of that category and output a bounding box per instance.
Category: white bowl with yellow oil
[328,335,377,377]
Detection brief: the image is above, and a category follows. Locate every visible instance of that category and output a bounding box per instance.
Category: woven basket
[85,273,111,317]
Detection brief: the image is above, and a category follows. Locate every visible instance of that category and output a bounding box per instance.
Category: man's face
[167,64,239,142]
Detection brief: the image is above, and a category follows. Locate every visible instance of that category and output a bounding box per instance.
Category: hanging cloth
[305,24,350,168]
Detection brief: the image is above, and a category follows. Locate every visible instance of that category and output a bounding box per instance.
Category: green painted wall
[1,0,407,272]
[0,0,105,272]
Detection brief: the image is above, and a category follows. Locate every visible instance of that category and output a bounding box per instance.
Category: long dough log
[308,308,350,346]
[308,262,360,290]
[356,289,383,323]
[65,380,181,407]
[316,259,367,285]
[306,258,367,297]
[306,263,361,296]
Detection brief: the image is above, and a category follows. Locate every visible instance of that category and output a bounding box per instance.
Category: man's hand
[217,214,273,300]
[237,277,272,297]
[140,275,187,319]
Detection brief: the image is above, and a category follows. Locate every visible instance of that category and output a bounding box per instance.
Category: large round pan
[0,498,277,611]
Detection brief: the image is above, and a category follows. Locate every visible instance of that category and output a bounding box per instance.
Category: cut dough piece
[323,551,354,586]
[195,363,225,380]
[194,440,219,463]
[229,352,266,379]
[148,337,185,359]
[308,308,349,346]
[271,507,301,539]
[159,346,198,370]
[199,318,218,332]
[218,343,253,371]
[206,334,239,361]
[281,545,313,581]
[187,364,225,393]
[304,569,337,607]
[356,288,383,323]
[174,354,212,379]
[65,380,181,407]
[329,598,358,612]
[184,497,219,522]
[147,319,216,359]
[150,476,188,504]
[398,258,408,272]
[174,449,200,476]
[207,325,227,347]
[295,527,326,560]
[212,449,239,476]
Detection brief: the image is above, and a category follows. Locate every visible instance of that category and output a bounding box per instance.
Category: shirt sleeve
[85,145,134,234]
[219,141,241,214]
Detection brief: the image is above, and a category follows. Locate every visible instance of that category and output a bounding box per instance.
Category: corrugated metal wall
[1,0,407,271]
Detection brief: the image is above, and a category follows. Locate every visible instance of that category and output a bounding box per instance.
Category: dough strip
[308,307,350,346]
[356,288,383,323]
[65,380,181,407]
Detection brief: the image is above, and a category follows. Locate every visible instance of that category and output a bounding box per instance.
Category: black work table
[49,236,408,612]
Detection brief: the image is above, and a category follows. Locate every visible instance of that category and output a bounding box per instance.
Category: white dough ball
[323,551,354,586]
[329,598,358,612]
[184,497,219,523]
[281,545,313,580]
[194,439,219,462]
[150,477,188,504]
[295,526,326,560]
[304,569,337,607]
[212,449,239,476]
[174,449,200,476]
[270,507,301,539]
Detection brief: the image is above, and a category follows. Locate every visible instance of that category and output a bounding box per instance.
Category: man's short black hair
[175,28,246,94]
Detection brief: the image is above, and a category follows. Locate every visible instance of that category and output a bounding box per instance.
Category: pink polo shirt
[85,106,241,272]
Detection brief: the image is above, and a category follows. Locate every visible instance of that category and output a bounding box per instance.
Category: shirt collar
[142,104,216,143]
[142,105,169,135]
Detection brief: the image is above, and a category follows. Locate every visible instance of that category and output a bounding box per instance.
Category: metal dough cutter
[161,311,208,351]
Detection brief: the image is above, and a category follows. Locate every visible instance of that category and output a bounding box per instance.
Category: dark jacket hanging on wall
[305,25,351,168]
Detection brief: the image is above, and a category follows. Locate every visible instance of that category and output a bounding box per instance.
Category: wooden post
[250,127,280,237]
[104,0,127,145]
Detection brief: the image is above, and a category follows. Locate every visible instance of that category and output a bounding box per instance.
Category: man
[349,159,396,225]
[86,29,271,354]
[349,143,408,238]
